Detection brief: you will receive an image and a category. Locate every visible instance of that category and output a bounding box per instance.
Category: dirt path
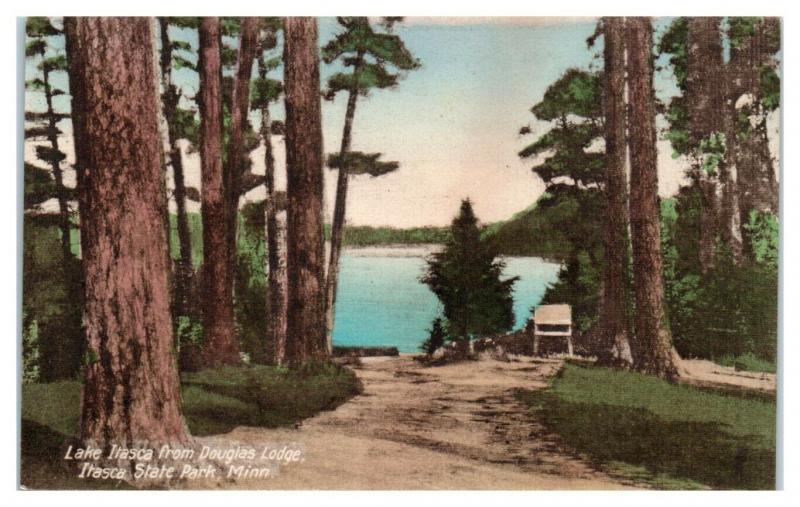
[680,359,776,395]
[189,355,633,490]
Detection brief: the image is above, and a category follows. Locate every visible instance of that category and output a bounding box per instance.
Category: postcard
[20,15,780,490]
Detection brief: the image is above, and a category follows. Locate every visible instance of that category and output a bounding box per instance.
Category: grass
[716,353,777,374]
[515,363,776,490]
[20,363,362,489]
[180,362,362,435]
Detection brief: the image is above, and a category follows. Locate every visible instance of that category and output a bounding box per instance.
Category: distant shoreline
[341,244,443,258]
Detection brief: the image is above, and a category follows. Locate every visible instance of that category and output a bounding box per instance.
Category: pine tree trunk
[266,203,289,365]
[626,17,682,380]
[42,66,72,264]
[63,18,88,257]
[283,17,328,365]
[65,17,188,446]
[225,17,260,275]
[325,53,363,353]
[687,17,743,266]
[686,17,725,273]
[159,17,194,316]
[596,17,633,367]
[721,83,744,262]
[730,18,780,229]
[258,53,288,365]
[198,17,239,366]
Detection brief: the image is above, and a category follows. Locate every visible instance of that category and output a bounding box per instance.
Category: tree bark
[258,54,288,366]
[159,17,194,316]
[596,17,633,367]
[324,51,364,353]
[65,17,188,446]
[283,17,328,365]
[63,18,88,258]
[626,17,682,380]
[686,17,725,272]
[720,79,744,262]
[198,17,239,366]
[225,17,260,274]
[266,201,289,365]
[687,17,743,267]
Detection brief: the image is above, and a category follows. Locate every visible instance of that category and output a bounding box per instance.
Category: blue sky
[25,17,744,227]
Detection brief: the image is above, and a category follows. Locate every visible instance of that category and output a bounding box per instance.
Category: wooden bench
[533,304,573,356]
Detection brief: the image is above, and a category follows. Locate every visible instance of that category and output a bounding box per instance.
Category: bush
[420,317,446,355]
[662,191,778,363]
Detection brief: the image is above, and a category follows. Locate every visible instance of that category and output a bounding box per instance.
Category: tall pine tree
[321,17,419,352]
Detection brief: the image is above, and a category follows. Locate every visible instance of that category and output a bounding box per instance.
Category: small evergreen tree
[422,200,518,353]
[420,317,446,356]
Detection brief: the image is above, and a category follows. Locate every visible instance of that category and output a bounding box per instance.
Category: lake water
[331,246,562,353]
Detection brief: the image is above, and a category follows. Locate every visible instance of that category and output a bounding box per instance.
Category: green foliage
[727,17,760,50]
[175,316,204,346]
[172,54,196,71]
[486,187,604,331]
[716,353,776,374]
[26,17,60,38]
[698,132,727,176]
[662,189,778,362]
[322,17,419,99]
[169,212,203,267]
[744,210,778,266]
[664,96,691,157]
[482,196,573,258]
[760,66,781,111]
[422,200,518,341]
[659,17,781,158]
[38,54,67,73]
[24,163,57,208]
[234,202,268,363]
[22,317,41,384]
[327,151,399,177]
[334,224,451,246]
[171,107,200,144]
[420,317,447,355]
[325,64,398,98]
[541,250,601,332]
[517,364,776,489]
[657,17,689,90]
[22,221,83,381]
[513,68,606,330]
[520,69,604,188]
[250,76,283,108]
[530,68,601,121]
[25,18,70,181]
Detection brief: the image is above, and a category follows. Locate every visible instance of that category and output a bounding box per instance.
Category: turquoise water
[331,248,561,353]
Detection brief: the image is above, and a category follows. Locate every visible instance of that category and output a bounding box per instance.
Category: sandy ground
[680,359,776,394]
[185,355,634,490]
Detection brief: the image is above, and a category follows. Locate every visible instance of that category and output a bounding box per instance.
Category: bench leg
[533,335,540,357]
[566,336,574,356]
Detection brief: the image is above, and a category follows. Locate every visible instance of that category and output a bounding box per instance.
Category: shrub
[420,317,446,355]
